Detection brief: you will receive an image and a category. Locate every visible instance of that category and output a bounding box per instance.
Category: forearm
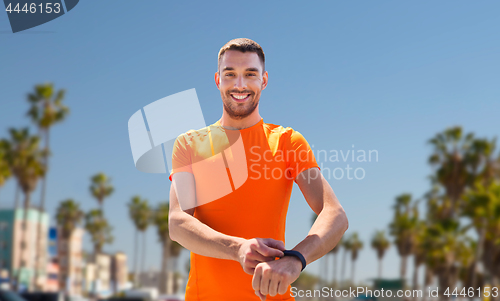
[168,176,244,261]
[169,210,244,261]
[292,202,348,265]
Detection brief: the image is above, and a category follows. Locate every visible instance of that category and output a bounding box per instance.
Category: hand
[252,256,302,301]
[237,238,285,275]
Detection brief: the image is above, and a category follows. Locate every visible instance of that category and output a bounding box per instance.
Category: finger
[243,259,260,275]
[252,267,262,292]
[248,252,277,262]
[268,277,279,297]
[262,238,286,251]
[254,241,284,258]
[260,276,271,297]
[255,290,266,301]
[278,281,288,295]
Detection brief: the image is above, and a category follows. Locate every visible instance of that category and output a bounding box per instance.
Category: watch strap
[283,250,306,271]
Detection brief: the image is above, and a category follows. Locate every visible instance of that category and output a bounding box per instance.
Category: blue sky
[1,0,499,285]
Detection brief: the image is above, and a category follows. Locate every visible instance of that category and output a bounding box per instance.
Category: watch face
[5,0,80,33]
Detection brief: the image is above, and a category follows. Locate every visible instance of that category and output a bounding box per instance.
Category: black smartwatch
[283,250,306,271]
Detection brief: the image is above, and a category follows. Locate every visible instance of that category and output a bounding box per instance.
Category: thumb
[255,239,285,258]
[254,239,284,258]
[262,238,285,251]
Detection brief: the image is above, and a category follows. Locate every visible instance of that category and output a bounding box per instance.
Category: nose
[234,75,246,90]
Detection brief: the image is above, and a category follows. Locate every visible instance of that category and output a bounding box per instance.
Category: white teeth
[232,94,249,100]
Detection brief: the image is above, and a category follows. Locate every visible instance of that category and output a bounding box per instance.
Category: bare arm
[252,167,348,299]
[168,172,243,260]
[291,167,349,264]
[168,172,284,273]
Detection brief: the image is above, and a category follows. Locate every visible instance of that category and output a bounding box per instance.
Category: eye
[225,73,234,77]
[247,73,256,77]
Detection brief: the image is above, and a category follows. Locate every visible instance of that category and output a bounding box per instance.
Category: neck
[219,108,262,130]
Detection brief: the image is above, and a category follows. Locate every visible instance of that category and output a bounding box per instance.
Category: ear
[215,71,220,90]
[261,71,269,90]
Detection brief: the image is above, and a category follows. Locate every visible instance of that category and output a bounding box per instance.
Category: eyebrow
[222,67,260,72]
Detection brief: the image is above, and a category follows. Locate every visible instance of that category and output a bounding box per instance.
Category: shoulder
[175,125,214,146]
[264,122,308,144]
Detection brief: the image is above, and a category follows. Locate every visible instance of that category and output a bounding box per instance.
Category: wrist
[283,255,303,270]
[232,237,246,261]
[283,250,307,271]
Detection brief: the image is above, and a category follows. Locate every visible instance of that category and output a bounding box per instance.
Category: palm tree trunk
[351,259,356,284]
[16,192,31,291]
[413,261,419,299]
[333,253,338,288]
[14,183,20,208]
[62,236,70,297]
[134,229,139,287]
[378,258,382,279]
[401,255,407,280]
[172,254,179,294]
[341,249,347,287]
[470,222,486,297]
[322,254,329,300]
[141,231,147,283]
[34,129,49,290]
[160,238,171,294]
[423,265,433,301]
[491,277,500,301]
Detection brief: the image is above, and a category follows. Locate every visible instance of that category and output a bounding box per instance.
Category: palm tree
[389,193,418,280]
[463,182,491,290]
[371,230,390,279]
[3,128,46,290]
[412,220,427,291]
[169,238,184,294]
[128,196,151,287]
[154,202,170,294]
[466,138,498,186]
[55,199,84,294]
[461,138,498,291]
[428,127,475,220]
[349,232,363,284]
[89,173,114,211]
[423,218,470,300]
[84,209,113,254]
[27,83,69,288]
[466,181,500,291]
[340,235,351,287]
[330,239,341,288]
[0,140,12,205]
[153,202,184,294]
[311,213,328,292]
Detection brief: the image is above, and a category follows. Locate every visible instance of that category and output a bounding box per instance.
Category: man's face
[215,50,268,119]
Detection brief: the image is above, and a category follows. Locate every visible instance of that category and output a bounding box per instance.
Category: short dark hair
[218,38,265,73]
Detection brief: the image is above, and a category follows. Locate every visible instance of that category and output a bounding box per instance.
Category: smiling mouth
[230,93,251,102]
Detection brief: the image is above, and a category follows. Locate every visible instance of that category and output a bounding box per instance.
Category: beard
[222,90,260,120]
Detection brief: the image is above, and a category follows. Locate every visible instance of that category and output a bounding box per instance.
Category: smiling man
[168,38,348,301]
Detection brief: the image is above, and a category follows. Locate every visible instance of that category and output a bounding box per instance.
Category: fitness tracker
[283,250,306,271]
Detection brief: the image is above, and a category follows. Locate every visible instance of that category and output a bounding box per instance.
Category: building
[57,227,84,296]
[45,227,59,292]
[137,269,185,295]
[111,252,128,292]
[0,208,49,290]
[83,253,112,298]
[48,227,58,258]
[45,258,59,292]
[94,253,111,295]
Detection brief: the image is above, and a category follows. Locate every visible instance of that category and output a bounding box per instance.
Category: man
[168,38,348,300]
